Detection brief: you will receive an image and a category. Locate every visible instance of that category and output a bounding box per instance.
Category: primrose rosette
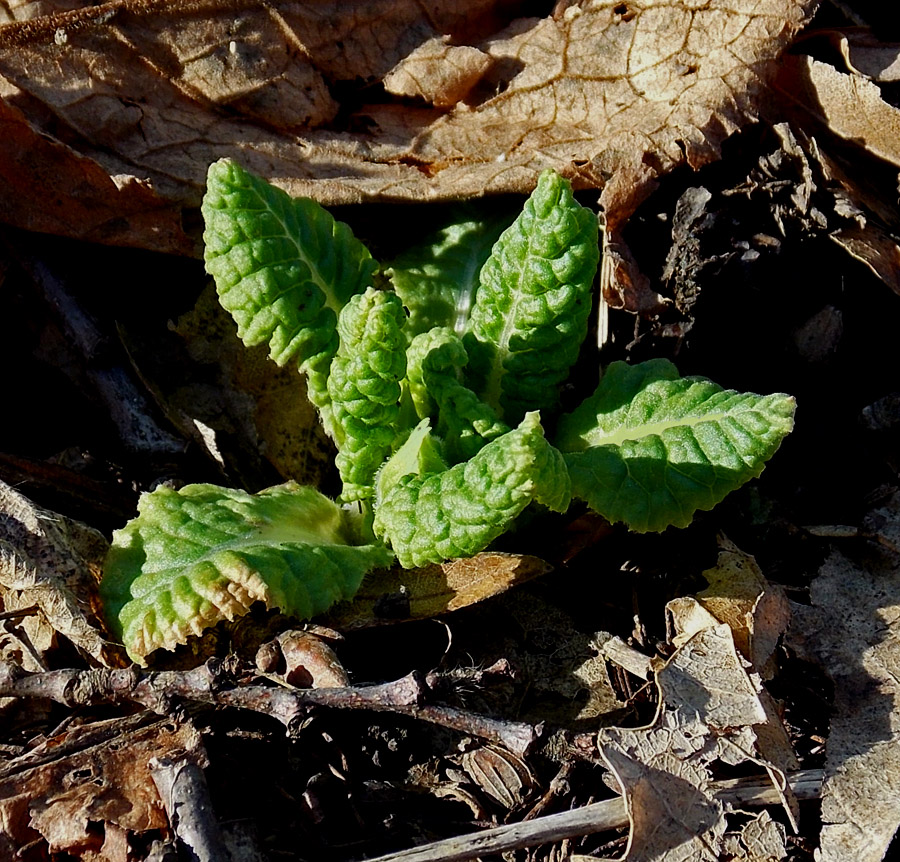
[100,160,796,663]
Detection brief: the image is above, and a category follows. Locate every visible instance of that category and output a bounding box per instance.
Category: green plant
[100,161,795,662]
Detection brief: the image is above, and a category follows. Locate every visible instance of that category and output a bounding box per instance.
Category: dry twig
[0,658,540,754]
[149,754,228,862]
[360,770,824,862]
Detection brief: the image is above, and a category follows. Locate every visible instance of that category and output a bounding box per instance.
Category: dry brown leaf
[0,479,124,669]
[668,537,798,808]
[831,223,900,297]
[0,0,817,253]
[597,623,786,861]
[168,283,334,487]
[722,810,788,861]
[667,595,721,646]
[0,715,204,854]
[787,490,900,862]
[659,623,767,728]
[501,592,624,724]
[831,30,900,82]
[324,552,550,630]
[0,0,81,24]
[0,95,195,253]
[780,55,900,169]
[383,36,493,108]
[668,594,800,827]
[695,536,792,678]
[793,134,900,297]
[266,629,349,689]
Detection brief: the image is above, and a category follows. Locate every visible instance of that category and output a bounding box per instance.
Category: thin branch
[600,636,654,680]
[0,605,39,622]
[0,658,540,754]
[359,769,824,862]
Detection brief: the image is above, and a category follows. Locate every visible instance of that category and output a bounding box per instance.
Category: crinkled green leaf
[202,159,377,437]
[556,361,796,532]
[328,288,408,502]
[463,170,599,422]
[374,413,570,568]
[100,482,392,663]
[406,327,509,463]
[375,419,449,497]
[386,207,514,339]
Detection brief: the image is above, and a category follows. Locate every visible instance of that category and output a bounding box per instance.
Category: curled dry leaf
[779,55,900,169]
[829,30,900,82]
[0,479,124,669]
[597,622,796,861]
[263,629,350,689]
[787,490,900,862]
[0,0,816,255]
[383,36,493,108]
[694,535,791,678]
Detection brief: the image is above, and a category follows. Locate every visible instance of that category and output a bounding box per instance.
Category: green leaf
[374,413,571,568]
[386,207,514,339]
[100,482,393,663]
[463,170,599,422]
[202,159,377,436]
[328,288,408,501]
[556,360,796,532]
[406,327,509,463]
[375,419,449,494]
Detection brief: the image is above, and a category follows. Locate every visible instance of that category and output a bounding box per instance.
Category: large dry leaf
[597,622,793,861]
[0,0,817,254]
[668,593,799,825]
[780,55,900,170]
[160,282,334,488]
[0,714,204,855]
[0,479,123,669]
[788,491,900,862]
[324,552,550,629]
[0,95,196,253]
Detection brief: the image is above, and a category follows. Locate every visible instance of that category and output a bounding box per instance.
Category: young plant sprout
[100,162,795,663]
